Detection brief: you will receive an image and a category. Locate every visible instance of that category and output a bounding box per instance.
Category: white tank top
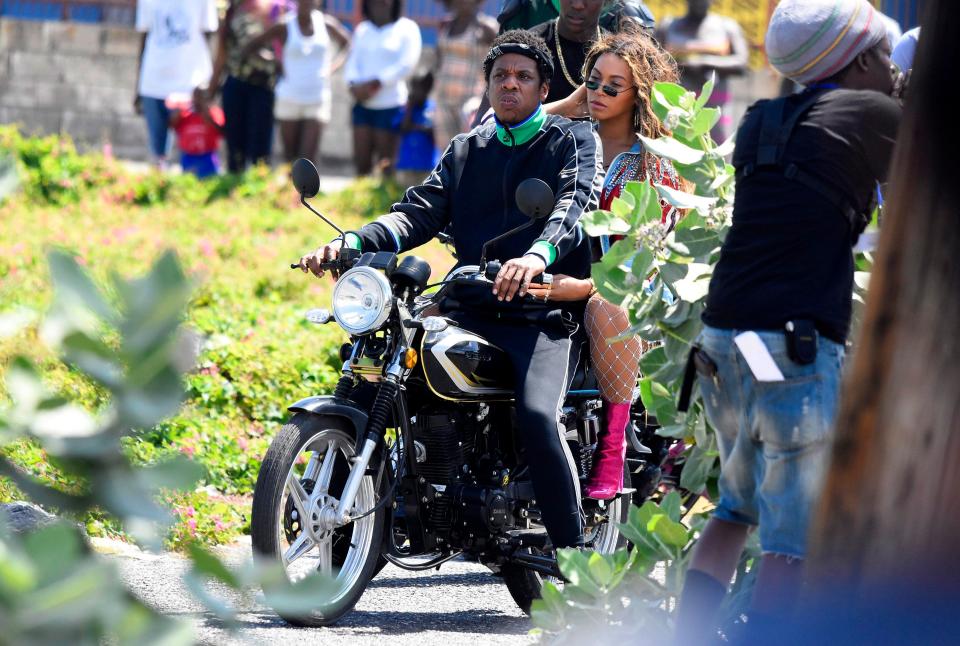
[275,10,332,105]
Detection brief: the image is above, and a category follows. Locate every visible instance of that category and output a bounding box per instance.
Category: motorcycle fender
[287,396,369,441]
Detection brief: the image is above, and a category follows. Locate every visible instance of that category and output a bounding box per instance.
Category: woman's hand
[526,274,594,302]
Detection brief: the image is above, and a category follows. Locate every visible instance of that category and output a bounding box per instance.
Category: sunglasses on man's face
[585,79,637,97]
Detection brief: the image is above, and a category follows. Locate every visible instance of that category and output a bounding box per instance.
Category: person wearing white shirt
[134,0,218,168]
[241,0,350,167]
[343,0,422,176]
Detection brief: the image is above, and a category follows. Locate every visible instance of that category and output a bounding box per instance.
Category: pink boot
[584,401,630,500]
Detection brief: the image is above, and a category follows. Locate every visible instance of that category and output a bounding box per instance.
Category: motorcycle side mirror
[515,178,554,220]
[292,158,321,199]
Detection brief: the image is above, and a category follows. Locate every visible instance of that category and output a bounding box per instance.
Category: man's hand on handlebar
[298,243,341,279]
[493,255,546,302]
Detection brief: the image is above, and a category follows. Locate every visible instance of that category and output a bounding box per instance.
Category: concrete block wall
[0,17,355,164]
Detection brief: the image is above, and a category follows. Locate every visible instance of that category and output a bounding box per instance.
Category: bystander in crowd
[344,0,422,178]
[674,0,901,643]
[209,0,294,173]
[167,88,226,179]
[241,0,350,167]
[432,0,496,150]
[134,0,219,170]
[394,71,439,187]
[657,0,747,142]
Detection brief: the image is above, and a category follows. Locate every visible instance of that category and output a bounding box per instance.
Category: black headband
[483,42,555,79]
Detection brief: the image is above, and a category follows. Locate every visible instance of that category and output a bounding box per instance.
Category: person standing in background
[241,0,350,167]
[344,0,422,178]
[209,0,294,173]
[134,0,219,170]
[433,0,496,150]
[657,0,747,143]
[529,0,607,104]
[167,88,226,179]
[394,71,439,188]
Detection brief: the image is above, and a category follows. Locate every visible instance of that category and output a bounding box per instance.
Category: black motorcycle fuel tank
[420,326,514,401]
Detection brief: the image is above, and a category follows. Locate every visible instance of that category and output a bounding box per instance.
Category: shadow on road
[184,608,530,636]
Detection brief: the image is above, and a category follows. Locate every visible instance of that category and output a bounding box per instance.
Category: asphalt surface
[107,537,535,646]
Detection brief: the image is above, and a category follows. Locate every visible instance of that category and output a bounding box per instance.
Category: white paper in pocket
[734,331,785,382]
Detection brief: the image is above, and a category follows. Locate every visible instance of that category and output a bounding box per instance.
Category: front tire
[502,462,631,614]
[251,413,386,626]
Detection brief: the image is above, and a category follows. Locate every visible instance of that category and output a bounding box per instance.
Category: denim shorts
[352,104,403,130]
[696,325,845,558]
[140,96,171,159]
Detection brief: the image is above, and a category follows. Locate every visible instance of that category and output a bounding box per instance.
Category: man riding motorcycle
[299,29,602,549]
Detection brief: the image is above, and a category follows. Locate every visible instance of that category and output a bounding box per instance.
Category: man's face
[863,40,896,95]
[487,54,549,124]
[687,0,712,20]
[558,0,604,35]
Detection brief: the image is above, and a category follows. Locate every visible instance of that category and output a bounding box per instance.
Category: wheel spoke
[283,531,315,566]
[286,472,310,524]
[316,440,337,494]
[302,451,322,482]
[316,534,333,576]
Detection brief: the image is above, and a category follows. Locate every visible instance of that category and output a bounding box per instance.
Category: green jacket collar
[495,104,546,147]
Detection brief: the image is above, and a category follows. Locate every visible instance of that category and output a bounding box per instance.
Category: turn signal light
[403,348,418,369]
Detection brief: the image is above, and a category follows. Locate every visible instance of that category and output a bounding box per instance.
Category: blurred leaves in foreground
[0,251,334,643]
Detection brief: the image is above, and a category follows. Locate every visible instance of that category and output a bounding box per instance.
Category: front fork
[333,346,406,526]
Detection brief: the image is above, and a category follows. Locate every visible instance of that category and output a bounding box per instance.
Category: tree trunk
[807,0,960,588]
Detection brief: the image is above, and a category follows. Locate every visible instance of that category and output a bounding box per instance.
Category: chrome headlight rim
[332,266,393,335]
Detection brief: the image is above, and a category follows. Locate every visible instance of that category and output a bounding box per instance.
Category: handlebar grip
[530,273,552,285]
[289,261,340,271]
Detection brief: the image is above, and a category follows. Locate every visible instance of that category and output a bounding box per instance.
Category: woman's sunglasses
[585,79,637,97]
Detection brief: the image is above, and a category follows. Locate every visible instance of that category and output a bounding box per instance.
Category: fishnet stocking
[584,294,644,403]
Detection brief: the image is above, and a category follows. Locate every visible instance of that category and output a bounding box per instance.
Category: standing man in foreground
[300,30,602,551]
[674,0,901,643]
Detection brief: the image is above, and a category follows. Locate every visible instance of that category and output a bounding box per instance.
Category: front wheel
[502,462,631,614]
[251,413,386,626]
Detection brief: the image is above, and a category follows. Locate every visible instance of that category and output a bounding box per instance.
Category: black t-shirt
[702,88,901,343]
[529,20,597,103]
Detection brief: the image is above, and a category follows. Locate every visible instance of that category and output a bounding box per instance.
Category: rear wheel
[251,413,386,626]
[502,462,631,614]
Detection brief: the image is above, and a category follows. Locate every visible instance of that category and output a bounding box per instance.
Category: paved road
[107,538,535,646]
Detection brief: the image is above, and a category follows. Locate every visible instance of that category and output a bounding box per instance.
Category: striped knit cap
[766,0,887,85]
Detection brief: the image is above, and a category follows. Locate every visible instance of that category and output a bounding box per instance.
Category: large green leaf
[639,136,705,166]
[581,209,631,237]
[680,444,718,493]
[671,263,713,303]
[668,228,721,261]
[47,250,116,325]
[648,513,690,549]
[691,108,721,137]
[655,182,717,212]
[694,73,716,110]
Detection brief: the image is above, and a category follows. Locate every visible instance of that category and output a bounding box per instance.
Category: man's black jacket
[351,114,602,288]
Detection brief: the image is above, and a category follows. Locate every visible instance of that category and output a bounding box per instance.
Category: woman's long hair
[582,28,679,139]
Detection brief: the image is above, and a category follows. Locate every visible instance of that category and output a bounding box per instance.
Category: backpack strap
[738,90,869,239]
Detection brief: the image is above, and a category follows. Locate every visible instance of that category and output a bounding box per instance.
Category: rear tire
[251,413,386,626]
[502,462,631,614]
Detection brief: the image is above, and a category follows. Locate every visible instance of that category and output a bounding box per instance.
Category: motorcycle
[250,159,672,626]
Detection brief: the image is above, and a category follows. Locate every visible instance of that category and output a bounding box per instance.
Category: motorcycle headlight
[332,266,393,335]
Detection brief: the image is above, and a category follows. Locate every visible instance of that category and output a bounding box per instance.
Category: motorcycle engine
[412,409,513,545]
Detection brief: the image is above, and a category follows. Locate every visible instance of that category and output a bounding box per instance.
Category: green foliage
[581,77,733,495]
[531,493,698,642]
[0,251,346,642]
